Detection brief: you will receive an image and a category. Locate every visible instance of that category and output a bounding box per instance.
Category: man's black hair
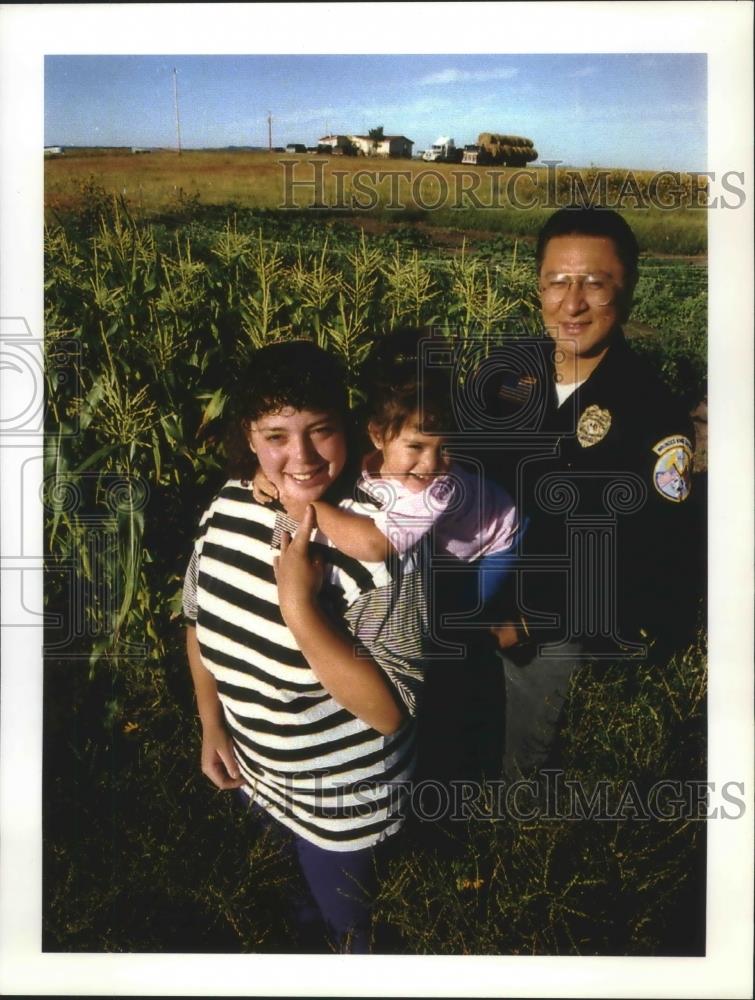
[535,207,640,288]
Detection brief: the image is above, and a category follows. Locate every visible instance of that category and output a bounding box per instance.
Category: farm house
[350,134,414,158]
[317,134,354,153]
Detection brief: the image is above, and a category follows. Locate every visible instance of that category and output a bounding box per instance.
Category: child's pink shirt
[359,453,518,560]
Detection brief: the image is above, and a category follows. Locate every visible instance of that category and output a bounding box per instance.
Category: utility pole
[173,68,182,155]
[267,111,272,151]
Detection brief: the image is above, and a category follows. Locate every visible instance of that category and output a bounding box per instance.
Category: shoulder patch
[652,435,693,502]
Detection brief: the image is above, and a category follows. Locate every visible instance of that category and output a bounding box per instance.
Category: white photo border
[1,3,753,997]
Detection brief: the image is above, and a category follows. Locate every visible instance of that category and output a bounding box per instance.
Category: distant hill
[48,145,277,154]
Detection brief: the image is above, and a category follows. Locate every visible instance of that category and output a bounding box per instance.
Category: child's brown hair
[363,328,456,442]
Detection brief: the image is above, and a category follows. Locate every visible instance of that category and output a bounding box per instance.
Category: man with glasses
[485,207,701,781]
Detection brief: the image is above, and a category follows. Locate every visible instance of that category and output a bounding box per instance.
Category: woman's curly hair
[224,340,352,481]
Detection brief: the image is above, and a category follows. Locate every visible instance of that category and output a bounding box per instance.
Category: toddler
[256,329,520,605]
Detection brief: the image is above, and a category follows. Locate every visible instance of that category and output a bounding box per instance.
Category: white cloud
[419,66,519,85]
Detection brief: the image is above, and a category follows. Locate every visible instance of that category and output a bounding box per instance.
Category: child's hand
[274,505,325,616]
[200,721,244,790]
[252,468,279,505]
[490,622,523,650]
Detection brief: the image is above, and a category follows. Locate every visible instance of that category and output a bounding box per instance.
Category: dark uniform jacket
[483,331,701,658]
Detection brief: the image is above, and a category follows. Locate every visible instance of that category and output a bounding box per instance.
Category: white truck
[422,137,460,163]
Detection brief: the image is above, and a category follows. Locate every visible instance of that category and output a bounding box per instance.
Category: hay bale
[478,132,536,151]
[505,147,538,166]
[475,133,538,164]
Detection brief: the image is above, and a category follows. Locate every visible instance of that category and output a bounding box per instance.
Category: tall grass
[374,638,707,955]
[44,630,707,953]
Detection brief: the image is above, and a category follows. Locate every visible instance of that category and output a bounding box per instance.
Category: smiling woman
[245,408,347,519]
[183,340,427,953]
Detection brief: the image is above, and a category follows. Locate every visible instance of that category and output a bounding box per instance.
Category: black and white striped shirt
[183,480,426,851]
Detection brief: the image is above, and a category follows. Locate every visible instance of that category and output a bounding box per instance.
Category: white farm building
[350,134,413,158]
[317,134,414,158]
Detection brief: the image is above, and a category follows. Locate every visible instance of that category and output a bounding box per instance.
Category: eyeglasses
[540,273,621,307]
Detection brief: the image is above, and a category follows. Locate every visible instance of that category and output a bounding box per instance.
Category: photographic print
[1,3,752,997]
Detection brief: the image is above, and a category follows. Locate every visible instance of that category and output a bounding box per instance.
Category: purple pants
[236,792,387,953]
[293,834,379,953]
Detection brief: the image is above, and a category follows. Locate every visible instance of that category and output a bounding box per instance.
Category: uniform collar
[549,328,628,400]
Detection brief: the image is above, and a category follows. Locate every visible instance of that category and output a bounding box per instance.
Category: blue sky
[45,53,706,171]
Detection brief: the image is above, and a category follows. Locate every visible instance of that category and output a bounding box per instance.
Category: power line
[173,68,182,155]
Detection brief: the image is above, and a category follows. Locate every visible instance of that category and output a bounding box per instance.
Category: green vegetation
[44,194,707,954]
[376,639,707,954]
[45,631,707,954]
[45,641,301,952]
[631,261,708,409]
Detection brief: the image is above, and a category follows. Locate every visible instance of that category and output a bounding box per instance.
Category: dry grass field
[45,149,707,254]
[46,150,287,214]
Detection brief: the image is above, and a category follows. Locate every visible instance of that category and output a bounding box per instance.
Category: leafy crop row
[45,197,706,670]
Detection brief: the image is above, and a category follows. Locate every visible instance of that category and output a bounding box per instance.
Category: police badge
[577,405,612,447]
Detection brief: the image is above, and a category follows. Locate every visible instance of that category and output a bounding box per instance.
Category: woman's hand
[273,505,405,735]
[200,720,245,790]
[274,505,324,623]
[186,626,243,789]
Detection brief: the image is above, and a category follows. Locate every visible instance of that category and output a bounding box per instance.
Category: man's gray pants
[499,641,585,782]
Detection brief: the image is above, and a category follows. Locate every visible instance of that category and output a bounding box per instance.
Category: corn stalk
[240,231,288,349]
[382,244,437,327]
